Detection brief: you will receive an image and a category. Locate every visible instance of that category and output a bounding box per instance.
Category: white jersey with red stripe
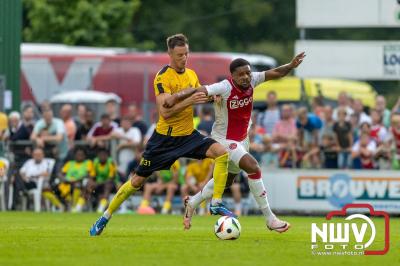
[205,72,265,142]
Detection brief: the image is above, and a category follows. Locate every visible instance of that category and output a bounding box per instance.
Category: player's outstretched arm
[163,86,208,108]
[158,92,209,119]
[264,52,305,81]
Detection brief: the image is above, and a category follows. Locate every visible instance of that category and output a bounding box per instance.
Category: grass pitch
[0,212,398,266]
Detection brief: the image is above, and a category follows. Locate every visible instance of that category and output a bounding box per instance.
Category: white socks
[189,175,276,222]
[248,178,275,222]
[189,179,214,207]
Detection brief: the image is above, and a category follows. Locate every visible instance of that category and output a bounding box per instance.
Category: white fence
[263,168,400,214]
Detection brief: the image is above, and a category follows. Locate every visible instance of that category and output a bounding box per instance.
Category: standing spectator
[75,109,95,141]
[352,99,371,125]
[0,111,7,140]
[272,104,297,156]
[312,95,325,119]
[272,104,297,144]
[303,135,338,169]
[21,105,35,135]
[375,139,392,170]
[352,133,376,169]
[125,147,143,181]
[31,109,69,161]
[2,111,22,141]
[375,95,391,129]
[143,112,158,145]
[370,109,388,144]
[296,107,322,167]
[60,104,77,147]
[333,91,354,121]
[257,91,280,135]
[279,138,302,168]
[105,99,120,125]
[87,114,118,148]
[333,108,353,169]
[197,107,214,136]
[75,104,87,127]
[112,116,142,176]
[127,104,148,137]
[388,114,400,169]
[320,105,335,139]
[296,107,322,147]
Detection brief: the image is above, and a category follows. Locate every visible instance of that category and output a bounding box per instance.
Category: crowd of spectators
[0,91,399,214]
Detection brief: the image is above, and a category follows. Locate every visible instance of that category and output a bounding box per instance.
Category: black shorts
[135,130,217,177]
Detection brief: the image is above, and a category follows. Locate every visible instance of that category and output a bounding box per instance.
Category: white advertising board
[262,168,400,214]
[297,0,400,28]
[295,40,400,80]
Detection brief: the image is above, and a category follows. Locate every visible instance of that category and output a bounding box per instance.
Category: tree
[23,0,140,47]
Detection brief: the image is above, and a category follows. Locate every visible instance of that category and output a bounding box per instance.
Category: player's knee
[131,175,145,188]
[207,143,228,159]
[246,165,261,178]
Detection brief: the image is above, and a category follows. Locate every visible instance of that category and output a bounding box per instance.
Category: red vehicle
[21,44,276,113]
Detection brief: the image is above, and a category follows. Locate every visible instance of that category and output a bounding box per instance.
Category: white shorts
[212,135,250,174]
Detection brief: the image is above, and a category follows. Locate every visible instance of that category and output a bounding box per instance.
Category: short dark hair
[166,34,188,49]
[100,113,110,120]
[229,58,250,73]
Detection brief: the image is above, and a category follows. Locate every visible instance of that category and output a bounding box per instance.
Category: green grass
[0,212,399,266]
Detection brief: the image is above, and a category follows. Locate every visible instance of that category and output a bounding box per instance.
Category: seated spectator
[127,104,148,137]
[87,114,118,148]
[31,109,68,161]
[351,133,376,169]
[105,99,121,125]
[85,149,118,213]
[304,135,338,169]
[138,161,181,215]
[370,109,388,144]
[58,148,95,212]
[59,104,77,147]
[75,109,95,141]
[279,138,302,168]
[333,108,353,169]
[19,147,62,210]
[112,116,141,177]
[180,158,214,214]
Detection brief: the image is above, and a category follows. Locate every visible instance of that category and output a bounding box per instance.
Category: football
[214,216,241,240]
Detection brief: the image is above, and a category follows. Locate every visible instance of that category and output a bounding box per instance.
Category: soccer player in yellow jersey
[90,34,232,236]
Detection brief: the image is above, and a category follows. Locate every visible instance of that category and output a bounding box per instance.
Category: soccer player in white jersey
[164,52,305,232]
